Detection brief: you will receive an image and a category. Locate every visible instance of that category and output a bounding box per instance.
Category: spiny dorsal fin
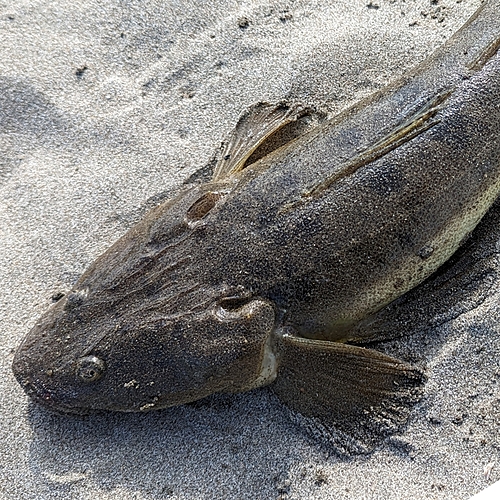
[212,102,313,181]
[271,333,425,455]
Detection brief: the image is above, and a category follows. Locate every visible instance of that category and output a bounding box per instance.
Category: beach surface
[1,0,499,498]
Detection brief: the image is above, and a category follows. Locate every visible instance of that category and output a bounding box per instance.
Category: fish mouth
[12,353,95,416]
[14,376,95,416]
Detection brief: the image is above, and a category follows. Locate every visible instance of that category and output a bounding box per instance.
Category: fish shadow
[25,389,312,499]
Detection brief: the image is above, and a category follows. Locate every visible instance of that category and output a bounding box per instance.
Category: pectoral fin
[212,102,313,181]
[271,333,425,454]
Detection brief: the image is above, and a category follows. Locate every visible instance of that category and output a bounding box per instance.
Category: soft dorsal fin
[212,102,313,181]
[271,332,425,454]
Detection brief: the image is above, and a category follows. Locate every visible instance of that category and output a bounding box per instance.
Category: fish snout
[13,376,88,415]
[12,309,98,415]
[12,357,91,415]
[12,347,90,415]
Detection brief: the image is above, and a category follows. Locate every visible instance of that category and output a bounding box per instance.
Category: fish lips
[13,370,95,416]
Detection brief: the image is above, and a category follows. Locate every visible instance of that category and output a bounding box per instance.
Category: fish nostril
[51,291,66,303]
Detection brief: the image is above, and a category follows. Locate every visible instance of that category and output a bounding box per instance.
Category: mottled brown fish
[13,0,500,453]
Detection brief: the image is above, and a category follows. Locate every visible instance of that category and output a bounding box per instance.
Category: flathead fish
[13,0,500,452]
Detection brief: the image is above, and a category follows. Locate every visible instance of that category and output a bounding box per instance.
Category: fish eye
[76,356,106,383]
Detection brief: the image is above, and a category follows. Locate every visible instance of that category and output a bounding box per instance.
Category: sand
[1,0,498,498]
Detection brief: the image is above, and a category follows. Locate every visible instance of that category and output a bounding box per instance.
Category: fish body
[13,0,500,452]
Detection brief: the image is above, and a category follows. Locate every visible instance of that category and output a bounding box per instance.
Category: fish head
[12,187,277,414]
[12,291,276,415]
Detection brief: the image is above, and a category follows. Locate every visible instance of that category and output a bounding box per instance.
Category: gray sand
[1,0,499,498]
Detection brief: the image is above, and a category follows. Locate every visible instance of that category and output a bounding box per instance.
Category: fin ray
[271,333,425,454]
[212,102,312,181]
[279,90,453,214]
